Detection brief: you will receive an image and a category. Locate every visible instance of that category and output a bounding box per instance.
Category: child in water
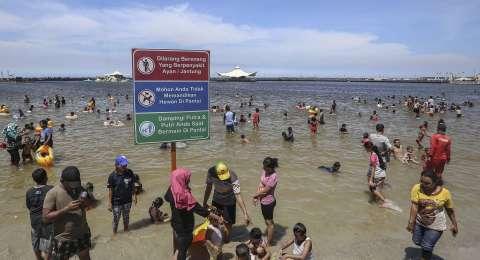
[282,127,294,142]
[339,123,348,134]
[246,227,270,260]
[252,108,260,129]
[392,139,404,160]
[149,197,170,223]
[318,162,341,174]
[205,209,227,260]
[240,134,250,144]
[370,110,379,121]
[308,117,318,135]
[362,132,369,144]
[402,146,419,164]
[59,124,66,132]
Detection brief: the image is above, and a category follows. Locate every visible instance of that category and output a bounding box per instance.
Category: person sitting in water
[282,127,294,142]
[66,112,78,120]
[370,110,379,121]
[402,146,419,164]
[455,106,462,118]
[239,114,247,123]
[246,227,270,260]
[318,162,341,174]
[126,114,132,121]
[240,134,250,144]
[58,123,66,132]
[104,117,113,126]
[339,123,348,134]
[279,223,314,260]
[148,197,170,223]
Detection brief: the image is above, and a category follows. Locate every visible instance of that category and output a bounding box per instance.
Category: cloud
[0,1,478,76]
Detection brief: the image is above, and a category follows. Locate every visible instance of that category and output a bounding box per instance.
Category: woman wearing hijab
[2,122,21,167]
[164,168,222,260]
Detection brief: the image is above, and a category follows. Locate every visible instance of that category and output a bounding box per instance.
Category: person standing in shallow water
[253,157,279,246]
[223,105,236,134]
[203,162,251,242]
[42,166,92,260]
[107,155,137,234]
[363,141,389,208]
[26,168,53,260]
[426,123,451,178]
[164,168,222,260]
[407,169,458,260]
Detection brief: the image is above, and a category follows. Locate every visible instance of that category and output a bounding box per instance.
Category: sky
[0,0,479,77]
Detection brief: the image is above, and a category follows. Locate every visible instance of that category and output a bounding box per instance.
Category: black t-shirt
[164,188,209,235]
[107,169,135,205]
[26,185,53,230]
[206,167,239,206]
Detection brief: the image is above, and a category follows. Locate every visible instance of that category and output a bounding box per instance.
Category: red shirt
[429,133,451,161]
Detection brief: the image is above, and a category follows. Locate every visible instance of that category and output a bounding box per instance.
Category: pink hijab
[170,168,197,210]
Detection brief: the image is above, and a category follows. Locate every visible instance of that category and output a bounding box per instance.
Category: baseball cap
[115,155,128,167]
[215,162,230,181]
[61,166,81,188]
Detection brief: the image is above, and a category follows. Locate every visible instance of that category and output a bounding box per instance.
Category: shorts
[31,228,52,252]
[412,223,443,252]
[261,200,276,221]
[212,201,236,225]
[226,125,235,132]
[427,159,447,176]
[369,177,385,192]
[50,233,91,260]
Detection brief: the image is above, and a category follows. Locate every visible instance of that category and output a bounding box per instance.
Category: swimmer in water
[370,110,379,121]
[318,162,341,174]
[282,127,294,142]
[362,132,369,144]
[339,123,348,134]
[240,134,250,144]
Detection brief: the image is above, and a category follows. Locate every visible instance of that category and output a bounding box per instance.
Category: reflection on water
[1,81,480,259]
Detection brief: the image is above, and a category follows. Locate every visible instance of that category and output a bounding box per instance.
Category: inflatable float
[35,145,54,167]
[307,106,319,118]
[0,106,10,116]
[66,114,78,120]
[192,219,210,243]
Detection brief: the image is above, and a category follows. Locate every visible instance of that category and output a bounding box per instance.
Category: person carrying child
[149,197,170,223]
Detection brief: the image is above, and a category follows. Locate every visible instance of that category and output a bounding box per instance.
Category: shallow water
[0,81,479,259]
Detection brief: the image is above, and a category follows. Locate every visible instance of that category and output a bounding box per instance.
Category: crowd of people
[1,90,472,260]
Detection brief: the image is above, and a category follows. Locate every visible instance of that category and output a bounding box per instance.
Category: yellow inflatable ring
[35,145,54,167]
[192,219,210,243]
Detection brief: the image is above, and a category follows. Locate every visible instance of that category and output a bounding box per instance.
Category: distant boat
[83,78,92,82]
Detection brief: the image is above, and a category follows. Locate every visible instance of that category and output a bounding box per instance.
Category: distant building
[217,66,257,81]
[96,71,129,82]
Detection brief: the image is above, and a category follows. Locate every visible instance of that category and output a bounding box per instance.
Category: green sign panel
[134,111,209,144]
